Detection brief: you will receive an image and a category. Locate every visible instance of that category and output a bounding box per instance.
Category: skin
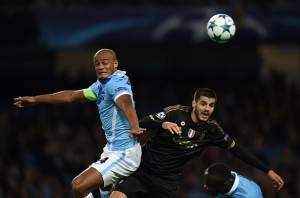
[13,49,145,198]
[191,96,216,122]
[94,49,118,80]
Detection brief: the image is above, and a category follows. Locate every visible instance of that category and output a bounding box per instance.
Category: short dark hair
[194,88,217,102]
[203,162,234,195]
[95,48,118,60]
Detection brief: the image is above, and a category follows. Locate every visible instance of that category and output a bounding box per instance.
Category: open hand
[162,121,182,135]
[13,96,36,108]
[267,170,284,190]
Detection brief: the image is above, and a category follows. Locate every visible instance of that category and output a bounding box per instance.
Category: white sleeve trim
[225,171,239,195]
[113,91,131,102]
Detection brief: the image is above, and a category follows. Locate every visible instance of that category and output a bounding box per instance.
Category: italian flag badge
[188,129,195,138]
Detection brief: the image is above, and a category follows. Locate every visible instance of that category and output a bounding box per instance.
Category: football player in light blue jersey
[14,49,144,198]
[86,70,137,151]
[203,163,265,198]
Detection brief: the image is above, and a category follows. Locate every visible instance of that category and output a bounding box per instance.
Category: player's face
[192,96,216,122]
[94,51,118,80]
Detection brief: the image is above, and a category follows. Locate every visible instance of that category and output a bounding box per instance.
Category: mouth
[200,112,209,120]
[97,71,107,76]
[202,111,209,116]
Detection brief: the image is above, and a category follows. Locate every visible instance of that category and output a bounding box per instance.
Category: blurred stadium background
[1,0,300,197]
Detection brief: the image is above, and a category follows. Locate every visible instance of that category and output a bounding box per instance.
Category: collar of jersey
[98,70,126,84]
[225,171,239,195]
[111,70,126,77]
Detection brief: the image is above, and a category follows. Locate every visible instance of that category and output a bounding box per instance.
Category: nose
[95,63,104,70]
[204,105,210,111]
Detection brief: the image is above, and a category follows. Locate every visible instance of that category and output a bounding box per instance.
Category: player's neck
[191,112,208,126]
[191,112,198,123]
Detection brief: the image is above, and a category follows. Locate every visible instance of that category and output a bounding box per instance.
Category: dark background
[1,0,300,197]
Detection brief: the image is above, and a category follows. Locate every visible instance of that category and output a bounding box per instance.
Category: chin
[199,117,209,121]
[97,76,106,80]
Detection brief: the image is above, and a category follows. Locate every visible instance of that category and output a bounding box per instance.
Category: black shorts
[115,168,179,198]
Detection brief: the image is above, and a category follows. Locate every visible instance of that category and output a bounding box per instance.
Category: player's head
[192,88,217,122]
[203,162,234,196]
[94,49,118,80]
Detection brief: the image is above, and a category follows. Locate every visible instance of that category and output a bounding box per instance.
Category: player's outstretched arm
[14,90,87,108]
[115,94,145,137]
[267,170,284,190]
[229,144,284,191]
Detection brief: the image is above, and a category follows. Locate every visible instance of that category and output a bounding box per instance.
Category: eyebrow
[95,58,110,61]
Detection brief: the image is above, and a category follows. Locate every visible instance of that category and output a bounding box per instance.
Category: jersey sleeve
[139,106,177,129]
[229,144,270,173]
[83,81,99,101]
[208,120,236,149]
[106,75,132,102]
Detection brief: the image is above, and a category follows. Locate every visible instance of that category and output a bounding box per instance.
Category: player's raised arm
[13,89,87,108]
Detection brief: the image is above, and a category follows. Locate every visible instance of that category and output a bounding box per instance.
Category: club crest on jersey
[114,87,127,93]
[188,128,196,138]
[155,112,166,119]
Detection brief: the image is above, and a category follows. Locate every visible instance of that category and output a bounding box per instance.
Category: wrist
[32,96,38,104]
[131,126,140,131]
[161,122,169,129]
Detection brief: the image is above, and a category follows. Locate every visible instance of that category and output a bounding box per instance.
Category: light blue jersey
[216,172,263,198]
[83,70,137,151]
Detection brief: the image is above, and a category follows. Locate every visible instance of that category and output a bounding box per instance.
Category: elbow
[66,91,78,103]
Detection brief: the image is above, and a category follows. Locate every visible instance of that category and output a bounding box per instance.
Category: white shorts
[90,143,142,187]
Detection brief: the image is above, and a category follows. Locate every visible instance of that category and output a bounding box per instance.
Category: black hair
[194,88,217,102]
[203,162,235,195]
[95,49,118,60]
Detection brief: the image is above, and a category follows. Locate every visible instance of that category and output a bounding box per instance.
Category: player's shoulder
[108,70,130,86]
[163,105,190,114]
[207,119,224,133]
[207,119,219,126]
[90,80,101,90]
[111,70,128,80]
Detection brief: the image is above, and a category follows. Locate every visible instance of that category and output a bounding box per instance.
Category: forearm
[34,90,83,104]
[230,144,270,173]
[139,115,163,129]
[121,105,140,130]
[115,94,138,130]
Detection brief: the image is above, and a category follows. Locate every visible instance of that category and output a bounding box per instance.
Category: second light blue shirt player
[83,70,137,151]
[204,162,263,198]
[216,171,263,198]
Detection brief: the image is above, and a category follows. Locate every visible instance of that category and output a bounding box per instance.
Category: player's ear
[114,60,118,69]
[192,100,196,108]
